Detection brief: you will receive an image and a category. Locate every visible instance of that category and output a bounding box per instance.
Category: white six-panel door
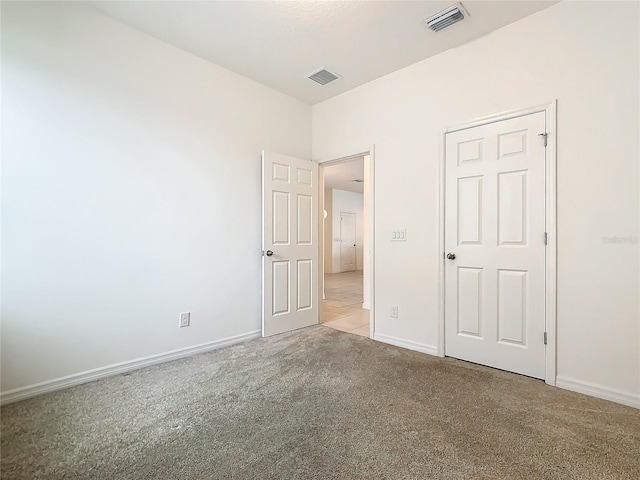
[445,112,547,379]
[262,151,318,337]
[340,211,356,272]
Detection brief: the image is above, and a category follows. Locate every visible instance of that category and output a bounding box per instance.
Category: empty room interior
[321,156,371,337]
[1,1,639,479]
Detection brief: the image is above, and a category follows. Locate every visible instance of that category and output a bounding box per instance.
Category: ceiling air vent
[423,3,468,32]
[307,68,340,86]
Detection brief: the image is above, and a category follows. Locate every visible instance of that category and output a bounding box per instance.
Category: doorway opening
[319,153,373,337]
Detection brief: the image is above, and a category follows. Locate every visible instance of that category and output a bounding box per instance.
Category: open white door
[262,151,319,337]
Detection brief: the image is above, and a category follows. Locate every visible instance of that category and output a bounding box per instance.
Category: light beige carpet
[1,326,639,479]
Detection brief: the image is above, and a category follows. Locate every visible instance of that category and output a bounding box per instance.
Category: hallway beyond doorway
[321,271,369,337]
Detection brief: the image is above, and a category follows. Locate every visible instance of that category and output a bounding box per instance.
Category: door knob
[265,250,274,257]
[446,253,456,260]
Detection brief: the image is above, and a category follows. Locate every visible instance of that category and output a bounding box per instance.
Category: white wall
[330,189,364,273]
[313,2,640,405]
[1,2,311,394]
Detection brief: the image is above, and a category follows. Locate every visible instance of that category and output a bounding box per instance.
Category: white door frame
[317,146,376,339]
[438,102,557,385]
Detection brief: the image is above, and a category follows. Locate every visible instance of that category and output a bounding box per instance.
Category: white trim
[438,101,558,385]
[446,102,557,133]
[374,333,438,356]
[316,147,372,165]
[0,330,261,405]
[556,376,640,409]
[368,147,375,337]
[317,145,376,339]
[319,166,326,303]
[437,129,447,358]
[544,100,558,386]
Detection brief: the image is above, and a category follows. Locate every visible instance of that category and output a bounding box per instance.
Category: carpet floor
[1,326,639,479]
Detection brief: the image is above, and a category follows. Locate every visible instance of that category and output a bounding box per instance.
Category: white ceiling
[323,157,365,194]
[90,1,557,105]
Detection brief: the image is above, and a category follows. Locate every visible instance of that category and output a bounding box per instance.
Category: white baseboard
[374,333,438,356]
[1,330,261,406]
[556,376,640,409]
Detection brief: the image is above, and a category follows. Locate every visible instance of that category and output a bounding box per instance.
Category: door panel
[272,191,290,244]
[497,269,527,346]
[457,176,483,245]
[297,259,312,310]
[297,167,312,186]
[297,195,312,244]
[445,112,546,379]
[498,171,527,245]
[272,261,290,316]
[263,151,318,337]
[457,267,483,338]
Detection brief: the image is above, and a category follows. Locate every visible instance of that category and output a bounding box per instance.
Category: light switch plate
[391,229,406,242]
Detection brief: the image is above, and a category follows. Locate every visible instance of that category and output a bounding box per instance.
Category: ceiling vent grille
[307,68,340,86]
[423,3,468,32]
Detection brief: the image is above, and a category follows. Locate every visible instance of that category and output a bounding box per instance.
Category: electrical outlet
[390,305,398,318]
[179,312,190,328]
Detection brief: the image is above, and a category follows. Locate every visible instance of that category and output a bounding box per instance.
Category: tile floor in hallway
[321,270,370,337]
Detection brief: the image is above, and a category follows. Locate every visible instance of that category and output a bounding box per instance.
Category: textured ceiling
[90,1,558,104]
